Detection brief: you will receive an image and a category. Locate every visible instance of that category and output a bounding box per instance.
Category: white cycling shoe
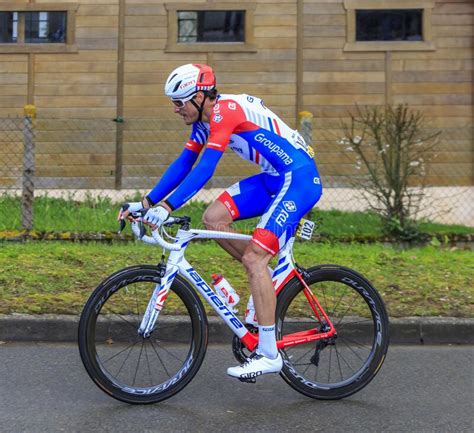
[227,353,283,381]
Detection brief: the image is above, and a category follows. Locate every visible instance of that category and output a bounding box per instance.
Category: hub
[310,323,337,366]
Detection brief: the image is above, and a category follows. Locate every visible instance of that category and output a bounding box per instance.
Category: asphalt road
[0,342,472,433]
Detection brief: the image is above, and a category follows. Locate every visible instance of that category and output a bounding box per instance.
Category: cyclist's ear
[194,91,205,103]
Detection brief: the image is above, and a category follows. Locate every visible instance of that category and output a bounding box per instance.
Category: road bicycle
[78,215,389,405]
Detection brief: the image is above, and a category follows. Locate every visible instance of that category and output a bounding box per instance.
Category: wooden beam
[115,0,125,189]
[385,51,392,106]
[296,0,303,120]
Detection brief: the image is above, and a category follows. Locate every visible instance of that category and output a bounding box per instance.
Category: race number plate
[296,218,315,240]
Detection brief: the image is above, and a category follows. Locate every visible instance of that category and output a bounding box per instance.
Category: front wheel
[276,265,389,400]
[78,265,208,404]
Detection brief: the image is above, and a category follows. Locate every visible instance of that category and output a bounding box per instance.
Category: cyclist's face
[172,94,200,125]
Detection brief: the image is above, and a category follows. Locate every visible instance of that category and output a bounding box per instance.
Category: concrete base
[1,314,472,345]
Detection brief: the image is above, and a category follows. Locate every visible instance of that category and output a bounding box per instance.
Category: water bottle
[211,274,240,312]
[245,295,258,326]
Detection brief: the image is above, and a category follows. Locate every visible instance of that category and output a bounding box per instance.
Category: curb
[0,314,473,345]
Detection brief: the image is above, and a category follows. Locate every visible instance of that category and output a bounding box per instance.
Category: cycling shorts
[217,164,322,255]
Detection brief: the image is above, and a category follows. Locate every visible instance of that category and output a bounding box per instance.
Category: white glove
[143,205,170,228]
[118,201,144,221]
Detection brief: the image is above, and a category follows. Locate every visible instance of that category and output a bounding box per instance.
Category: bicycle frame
[135,223,336,352]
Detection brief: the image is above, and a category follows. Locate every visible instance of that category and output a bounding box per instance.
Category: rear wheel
[78,266,208,404]
[276,265,389,400]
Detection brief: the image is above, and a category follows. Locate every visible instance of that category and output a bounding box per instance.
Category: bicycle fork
[138,263,177,337]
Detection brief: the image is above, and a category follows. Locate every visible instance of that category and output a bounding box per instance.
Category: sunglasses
[171,94,196,108]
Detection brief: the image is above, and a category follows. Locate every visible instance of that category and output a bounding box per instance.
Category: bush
[339,104,441,240]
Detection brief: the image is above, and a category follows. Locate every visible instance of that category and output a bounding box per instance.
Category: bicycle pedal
[238,377,257,384]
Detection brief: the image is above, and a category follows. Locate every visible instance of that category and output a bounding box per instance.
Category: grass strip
[1,241,472,317]
[1,195,473,238]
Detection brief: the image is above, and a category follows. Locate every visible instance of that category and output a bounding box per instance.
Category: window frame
[0,3,78,54]
[165,3,256,53]
[344,0,435,52]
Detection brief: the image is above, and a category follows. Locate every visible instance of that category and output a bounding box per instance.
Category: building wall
[0,0,472,188]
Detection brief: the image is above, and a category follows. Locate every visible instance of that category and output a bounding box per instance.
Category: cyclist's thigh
[253,165,322,255]
[217,172,282,221]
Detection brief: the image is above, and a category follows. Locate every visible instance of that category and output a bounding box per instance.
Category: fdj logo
[276,209,289,226]
[283,201,297,212]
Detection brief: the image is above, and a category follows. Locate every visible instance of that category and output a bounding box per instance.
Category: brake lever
[118,205,148,237]
[118,218,126,234]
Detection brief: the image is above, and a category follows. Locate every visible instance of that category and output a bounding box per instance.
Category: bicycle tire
[276,265,389,400]
[78,265,208,404]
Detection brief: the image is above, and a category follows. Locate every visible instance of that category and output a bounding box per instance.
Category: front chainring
[232,324,258,363]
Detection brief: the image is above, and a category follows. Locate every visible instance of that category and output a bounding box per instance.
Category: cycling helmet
[164,64,216,102]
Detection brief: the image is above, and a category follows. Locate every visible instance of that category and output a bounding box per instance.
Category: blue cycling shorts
[217,164,322,255]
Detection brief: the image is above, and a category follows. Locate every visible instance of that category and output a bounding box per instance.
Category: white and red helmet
[164,64,216,102]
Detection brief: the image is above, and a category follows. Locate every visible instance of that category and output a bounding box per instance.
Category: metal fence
[1,113,473,230]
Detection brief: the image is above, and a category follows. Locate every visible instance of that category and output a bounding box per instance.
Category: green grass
[1,194,473,238]
[0,241,472,317]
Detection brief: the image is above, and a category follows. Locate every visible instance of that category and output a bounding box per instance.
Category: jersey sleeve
[146,147,199,205]
[206,100,247,152]
[164,148,223,210]
[185,122,209,153]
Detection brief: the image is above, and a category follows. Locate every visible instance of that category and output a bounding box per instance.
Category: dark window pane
[178,10,244,43]
[0,12,17,43]
[25,12,66,43]
[356,10,423,41]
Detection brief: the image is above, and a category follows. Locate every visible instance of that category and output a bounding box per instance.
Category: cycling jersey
[146,93,322,255]
[148,94,315,209]
[186,94,315,174]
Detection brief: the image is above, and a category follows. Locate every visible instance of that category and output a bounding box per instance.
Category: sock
[257,324,278,359]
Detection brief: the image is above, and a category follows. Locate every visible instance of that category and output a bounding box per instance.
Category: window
[356,10,422,42]
[166,3,256,53]
[25,12,67,43]
[344,0,435,52]
[177,11,245,43]
[0,3,77,53]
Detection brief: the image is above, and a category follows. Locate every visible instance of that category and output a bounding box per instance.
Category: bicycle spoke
[132,341,145,386]
[117,288,139,323]
[144,343,154,386]
[329,289,349,318]
[337,318,373,328]
[153,340,186,363]
[320,284,329,316]
[134,286,142,320]
[291,347,314,365]
[339,335,373,351]
[292,362,314,367]
[333,292,361,326]
[148,338,172,377]
[116,340,139,378]
[333,344,357,375]
[302,360,313,376]
[327,345,333,383]
[100,340,139,365]
[334,345,344,382]
[105,310,139,331]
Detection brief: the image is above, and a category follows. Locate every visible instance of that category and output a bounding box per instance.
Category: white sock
[257,324,278,359]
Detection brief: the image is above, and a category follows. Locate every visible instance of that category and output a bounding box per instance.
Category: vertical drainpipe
[115,0,126,189]
[296,0,304,125]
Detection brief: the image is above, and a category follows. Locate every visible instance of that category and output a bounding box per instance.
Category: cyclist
[120,64,322,380]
